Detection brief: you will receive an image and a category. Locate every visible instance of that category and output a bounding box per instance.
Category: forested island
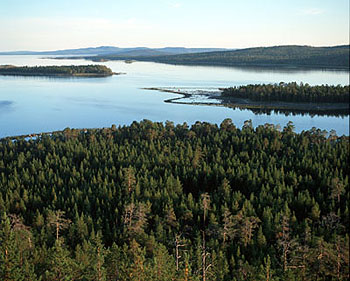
[80,45,350,70]
[0,65,116,77]
[0,120,348,280]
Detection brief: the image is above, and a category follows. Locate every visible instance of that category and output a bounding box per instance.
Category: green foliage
[0,120,349,280]
[222,82,350,103]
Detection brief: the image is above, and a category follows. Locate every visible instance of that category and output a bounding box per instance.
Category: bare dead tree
[330,177,345,204]
[123,203,149,237]
[8,214,32,248]
[265,256,271,281]
[8,214,33,267]
[199,193,212,281]
[123,203,135,228]
[321,212,340,230]
[240,216,261,247]
[201,230,212,281]
[201,193,210,224]
[221,208,237,244]
[222,210,259,247]
[287,244,310,280]
[175,234,186,271]
[276,215,298,272]
[47,210,71,244]
[320,213,349,279]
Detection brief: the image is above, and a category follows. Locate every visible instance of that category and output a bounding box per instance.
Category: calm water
[0,55,349,138]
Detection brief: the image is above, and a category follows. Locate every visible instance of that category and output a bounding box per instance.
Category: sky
[0,0,349,51]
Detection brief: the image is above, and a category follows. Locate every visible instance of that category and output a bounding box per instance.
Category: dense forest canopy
[221,82,350,103]
[0,65,114,77]
[0,120,349,280]
[92,45,350,69]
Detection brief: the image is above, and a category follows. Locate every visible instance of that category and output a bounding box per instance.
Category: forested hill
[0,120,349,280]
[97,45,350,69]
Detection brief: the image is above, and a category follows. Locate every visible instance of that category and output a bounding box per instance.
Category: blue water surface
[0,55,349,137]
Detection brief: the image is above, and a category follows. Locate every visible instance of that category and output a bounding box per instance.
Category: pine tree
[45,240,75,281]
[147,243,176,280]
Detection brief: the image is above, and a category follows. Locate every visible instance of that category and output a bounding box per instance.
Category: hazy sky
[0,0,349,51]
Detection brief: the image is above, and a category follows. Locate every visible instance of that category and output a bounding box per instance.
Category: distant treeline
[94,45,350,69]
[0,65,113,77]
[221,82,350,103]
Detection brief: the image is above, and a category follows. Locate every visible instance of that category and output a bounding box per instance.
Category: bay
[0,55,349,138]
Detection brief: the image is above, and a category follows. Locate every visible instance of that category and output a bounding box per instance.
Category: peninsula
[0,65,118,77]
[145,82,350,117]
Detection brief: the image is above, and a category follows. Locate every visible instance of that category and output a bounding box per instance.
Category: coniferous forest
[0,120,349,280]
[221,83,350,103]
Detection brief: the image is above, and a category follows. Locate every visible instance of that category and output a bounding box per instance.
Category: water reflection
[231,106,349,118]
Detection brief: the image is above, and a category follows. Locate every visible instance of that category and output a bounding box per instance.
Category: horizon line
[1,43,349,53]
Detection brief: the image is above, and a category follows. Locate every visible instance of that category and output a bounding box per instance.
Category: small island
[0,64,119,77]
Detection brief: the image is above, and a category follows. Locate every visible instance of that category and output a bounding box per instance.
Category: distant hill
[112,49,172,57]
[0,46,123,56]
[6,45,347,69]
[112,47,228,57]
[97,45,349,69]
[155,47,227,54]
[0,46,228,56]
